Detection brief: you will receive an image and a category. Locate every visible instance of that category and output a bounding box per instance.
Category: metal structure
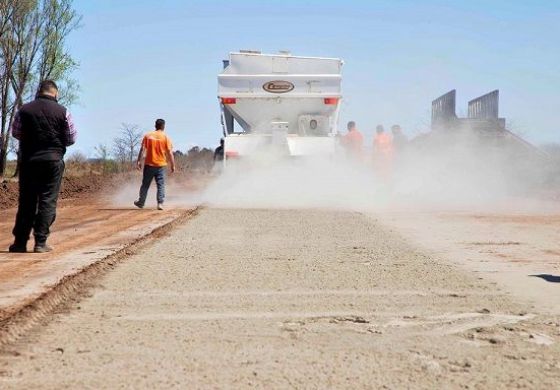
[428,89,547,159]
[221,59,235,135]
[431,89,457,127]
[431,89,505,131]
[468,90,499,119]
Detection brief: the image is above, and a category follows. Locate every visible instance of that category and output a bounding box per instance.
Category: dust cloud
[108,128,555,213]
[197,156,384,211]
[190,130,553,213]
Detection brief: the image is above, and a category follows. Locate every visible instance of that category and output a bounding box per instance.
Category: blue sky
[68,0,560,156]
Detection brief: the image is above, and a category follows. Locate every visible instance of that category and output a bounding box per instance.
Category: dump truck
[218,50,343,165]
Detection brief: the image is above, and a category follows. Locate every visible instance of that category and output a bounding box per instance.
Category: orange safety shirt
[373,133,393,155]
[142,130,173,167]
[342,129,364,154]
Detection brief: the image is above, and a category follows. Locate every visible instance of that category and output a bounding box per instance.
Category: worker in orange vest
[373,124,393,180]
[341,121,364,160]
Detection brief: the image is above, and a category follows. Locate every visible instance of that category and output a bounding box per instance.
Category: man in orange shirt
[134,119,176,210]
[373,124,394,180]
[373,125,393,154]
[341,121,364,159]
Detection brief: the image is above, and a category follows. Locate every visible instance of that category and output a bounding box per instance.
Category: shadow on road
[530,274,560,283]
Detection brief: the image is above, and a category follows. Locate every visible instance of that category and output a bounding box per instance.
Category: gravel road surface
[1,208,559,389]
[0,202,184,322]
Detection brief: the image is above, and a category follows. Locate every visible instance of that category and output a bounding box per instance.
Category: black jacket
[14,95,74,162]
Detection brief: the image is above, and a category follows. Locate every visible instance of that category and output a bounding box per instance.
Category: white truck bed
[218,51,343,161]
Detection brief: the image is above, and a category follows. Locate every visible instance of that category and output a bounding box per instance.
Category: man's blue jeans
[138,165,165,205]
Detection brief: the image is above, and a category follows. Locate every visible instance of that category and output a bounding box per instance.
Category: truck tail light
[221,97,237,105]
[226,150,239,159]
[324,97,338,105]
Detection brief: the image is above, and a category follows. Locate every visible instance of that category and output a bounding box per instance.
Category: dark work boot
[8,242,27,253]
[33,243,53,253]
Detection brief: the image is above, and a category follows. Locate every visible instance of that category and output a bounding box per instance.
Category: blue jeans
[138,165,165,205]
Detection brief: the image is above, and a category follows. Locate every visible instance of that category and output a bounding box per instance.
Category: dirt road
[1,208,559,388]
[376,207,560,313]
[0,200,185,322]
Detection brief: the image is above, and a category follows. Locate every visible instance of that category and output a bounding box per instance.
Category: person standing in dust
[341,121,364,161]
[134,119,176,210]
[213,138,225,173]
[391,124,408,152]
[8,80,77,253]
[389,124,409,176]
[373,125,394,181]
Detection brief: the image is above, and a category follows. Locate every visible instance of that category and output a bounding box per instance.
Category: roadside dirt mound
[0,181,18,211]
[0,174,107,211]
[59,174,105,199]
[1,170,210,211]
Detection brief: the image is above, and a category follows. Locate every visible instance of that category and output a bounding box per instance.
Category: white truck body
[218,51,343,163]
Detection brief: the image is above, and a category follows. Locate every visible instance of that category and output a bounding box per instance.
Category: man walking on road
[9,80,77,253]
[134,119,175,210]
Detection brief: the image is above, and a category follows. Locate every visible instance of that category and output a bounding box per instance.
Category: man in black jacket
[214,138,224,162]
[8,80,77,253]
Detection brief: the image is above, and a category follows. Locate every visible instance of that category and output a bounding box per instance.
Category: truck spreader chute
[218,51,343,164]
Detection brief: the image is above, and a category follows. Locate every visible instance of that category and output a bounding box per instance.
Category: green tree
[0,0,81,177]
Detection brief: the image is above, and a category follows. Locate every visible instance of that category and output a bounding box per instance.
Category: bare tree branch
[113,123,143,167]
